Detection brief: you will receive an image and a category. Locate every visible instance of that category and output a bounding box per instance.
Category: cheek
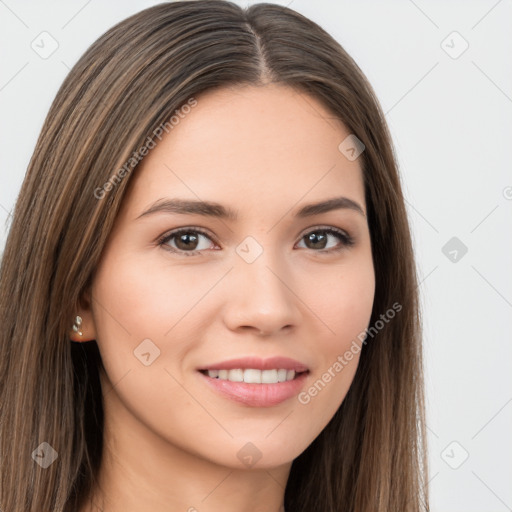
[90,253,172,381]
[90,253,205,435]
[294,257,374,434]
[92,252,201,344]
[301,251,375,345]
[90,251,224,392]
[331,266,375,341]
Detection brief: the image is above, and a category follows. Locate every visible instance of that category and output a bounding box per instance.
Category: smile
[198,369,310,407]
[200,368,300,383]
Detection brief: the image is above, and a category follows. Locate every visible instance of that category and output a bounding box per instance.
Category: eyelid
[298,224,351,239]
[156,225,219,249]
[297,224,355,251]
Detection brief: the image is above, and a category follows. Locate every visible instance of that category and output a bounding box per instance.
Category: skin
[72,83,375,512]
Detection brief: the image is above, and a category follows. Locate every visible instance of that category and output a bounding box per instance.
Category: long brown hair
[0,1,429,510]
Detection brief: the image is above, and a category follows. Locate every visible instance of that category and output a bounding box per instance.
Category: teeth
[261,369,278,384]
[206,368,297,383]
[277,369,288,382]
[228,369,244,382]
[244,368,261,383]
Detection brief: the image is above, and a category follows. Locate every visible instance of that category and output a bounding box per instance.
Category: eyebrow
[136,196,366,221]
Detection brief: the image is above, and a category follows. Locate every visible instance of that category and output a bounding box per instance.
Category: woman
[0,1,429,511]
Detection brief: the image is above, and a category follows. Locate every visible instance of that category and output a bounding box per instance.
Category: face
[80,84,375,470]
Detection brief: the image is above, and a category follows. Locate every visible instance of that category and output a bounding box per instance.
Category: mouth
[198,368,309,384]
[196,356,310,407]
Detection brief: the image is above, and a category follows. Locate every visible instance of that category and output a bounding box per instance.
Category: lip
[197,356,309,373]
[198,370,309,407]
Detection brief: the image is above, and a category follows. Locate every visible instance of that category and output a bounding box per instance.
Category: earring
[72,315,83,336]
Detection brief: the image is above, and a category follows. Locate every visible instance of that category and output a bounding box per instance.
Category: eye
[157,225,354,257]
[296,226,354,254]
[157,227,216,256]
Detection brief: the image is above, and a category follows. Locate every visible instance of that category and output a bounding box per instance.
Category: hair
[0,1,429,510]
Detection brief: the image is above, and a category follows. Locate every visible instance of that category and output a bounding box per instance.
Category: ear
[69,286,98,342]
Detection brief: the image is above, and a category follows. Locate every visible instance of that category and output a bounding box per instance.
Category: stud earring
[72,315,83,336]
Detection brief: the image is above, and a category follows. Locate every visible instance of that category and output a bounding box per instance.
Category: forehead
[123,84,365,219]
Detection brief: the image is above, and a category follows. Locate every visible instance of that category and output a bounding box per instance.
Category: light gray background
[1,1,511,510]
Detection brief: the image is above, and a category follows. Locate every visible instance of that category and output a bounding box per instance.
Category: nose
[222,254,302,338]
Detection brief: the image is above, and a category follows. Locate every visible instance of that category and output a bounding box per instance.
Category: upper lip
[198,356,309,373]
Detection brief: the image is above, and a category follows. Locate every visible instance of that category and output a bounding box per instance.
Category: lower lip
[198,371,309,407]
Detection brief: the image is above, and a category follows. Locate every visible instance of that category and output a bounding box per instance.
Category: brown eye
[158,228,215,256]
[173,231,200,251]
[297,227,354,253]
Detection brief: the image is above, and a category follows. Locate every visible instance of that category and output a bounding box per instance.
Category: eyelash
[156,225,355,257]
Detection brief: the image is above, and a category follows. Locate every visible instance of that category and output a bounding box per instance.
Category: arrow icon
[338,134,365,161]
[134,339,161,366]
[237,441,263,467]
[236,237,263,263]
[442,237,467,263]
[32,442,58,468]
